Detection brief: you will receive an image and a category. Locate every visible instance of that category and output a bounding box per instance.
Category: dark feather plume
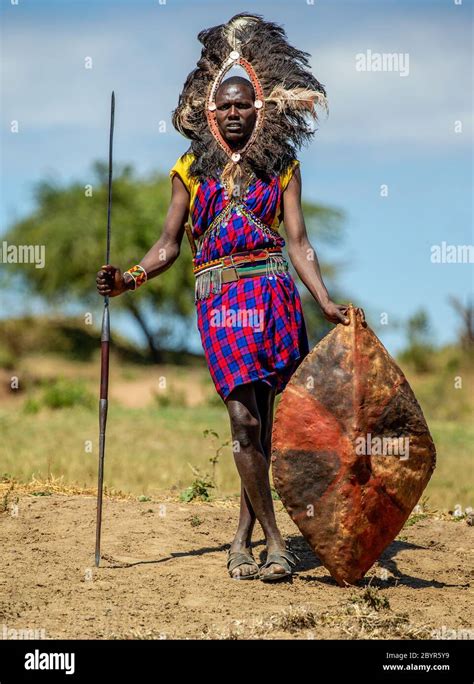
[171,13,327,183]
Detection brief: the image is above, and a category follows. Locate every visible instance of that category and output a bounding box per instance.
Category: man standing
[96,13,349,582]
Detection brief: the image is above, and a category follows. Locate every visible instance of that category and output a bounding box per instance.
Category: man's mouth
[227,124,242,131]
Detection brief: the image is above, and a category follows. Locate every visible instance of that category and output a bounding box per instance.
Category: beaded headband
[206,52,264,166]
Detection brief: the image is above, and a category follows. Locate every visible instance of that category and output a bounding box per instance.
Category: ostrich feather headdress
[171,12,328,195]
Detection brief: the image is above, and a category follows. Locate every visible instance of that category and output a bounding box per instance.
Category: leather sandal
[227,548,260,580]
[259,548,300,582]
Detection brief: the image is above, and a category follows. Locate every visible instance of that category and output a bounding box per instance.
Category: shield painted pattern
[271,305,436,586]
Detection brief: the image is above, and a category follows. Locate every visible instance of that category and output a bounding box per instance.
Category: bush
[23,377,95,412]
[153,386,187,408]
[0,346,16,370]
[180,466,215,502]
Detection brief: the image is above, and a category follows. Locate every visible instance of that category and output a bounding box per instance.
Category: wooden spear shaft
[95,91,115,567]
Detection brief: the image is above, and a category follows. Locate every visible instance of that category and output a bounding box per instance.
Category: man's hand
[96,264,132,297]
[320,300,350,325]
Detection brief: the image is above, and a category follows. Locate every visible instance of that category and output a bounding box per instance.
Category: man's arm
[137,173,190,280]
[96,174,190,297]
[281,165,349,325]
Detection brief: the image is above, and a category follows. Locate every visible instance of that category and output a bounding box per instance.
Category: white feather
[223,16,260,51]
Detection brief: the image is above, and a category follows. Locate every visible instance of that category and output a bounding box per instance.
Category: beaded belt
[193,247,289,301]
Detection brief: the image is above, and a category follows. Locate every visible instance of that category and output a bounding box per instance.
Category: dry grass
[0,473,133,500]
[203,598,433,640]
[1,351,473,510]
[0,474,242,510]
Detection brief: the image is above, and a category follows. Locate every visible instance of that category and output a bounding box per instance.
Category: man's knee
[229,407,261,450]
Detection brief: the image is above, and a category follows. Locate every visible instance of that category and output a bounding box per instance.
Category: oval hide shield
[271,305,436,586]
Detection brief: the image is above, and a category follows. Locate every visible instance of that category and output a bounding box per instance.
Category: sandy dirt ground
[0,493,472,640]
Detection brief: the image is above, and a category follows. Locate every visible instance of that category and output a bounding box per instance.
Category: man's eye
[217,103,251,110]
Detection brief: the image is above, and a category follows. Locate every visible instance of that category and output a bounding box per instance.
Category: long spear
[95,91,115,567]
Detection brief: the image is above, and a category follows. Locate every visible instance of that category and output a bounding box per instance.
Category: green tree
[296,200,348,345]
[448,296,474,350]
[399,308,434,373]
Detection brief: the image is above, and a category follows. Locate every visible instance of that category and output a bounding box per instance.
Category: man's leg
[255,380,276,460]
[225,382,287,579]
[228,381,276,577]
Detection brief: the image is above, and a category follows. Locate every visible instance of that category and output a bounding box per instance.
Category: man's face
[215,82,256,147]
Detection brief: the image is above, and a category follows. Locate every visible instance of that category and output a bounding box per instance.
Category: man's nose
[228,105,240,119]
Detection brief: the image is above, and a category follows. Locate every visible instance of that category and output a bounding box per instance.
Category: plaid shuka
[182,162,309,401]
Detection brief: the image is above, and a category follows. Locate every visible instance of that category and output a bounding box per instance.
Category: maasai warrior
[96,13,349,581]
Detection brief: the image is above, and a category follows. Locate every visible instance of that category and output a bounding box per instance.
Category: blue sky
[1,0,472,353]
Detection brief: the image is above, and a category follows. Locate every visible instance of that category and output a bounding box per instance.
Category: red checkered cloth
[197,275,309,401]
[170,154,309,401]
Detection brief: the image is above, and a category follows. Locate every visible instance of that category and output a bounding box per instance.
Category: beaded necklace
[194,172,280,255]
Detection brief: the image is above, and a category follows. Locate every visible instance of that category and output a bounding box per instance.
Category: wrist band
[124,264,147,290]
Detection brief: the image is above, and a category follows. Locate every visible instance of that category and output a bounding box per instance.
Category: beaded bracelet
[124,264,147,290]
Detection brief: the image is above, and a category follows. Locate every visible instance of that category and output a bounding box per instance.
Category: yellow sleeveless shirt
[169,153,300,230]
